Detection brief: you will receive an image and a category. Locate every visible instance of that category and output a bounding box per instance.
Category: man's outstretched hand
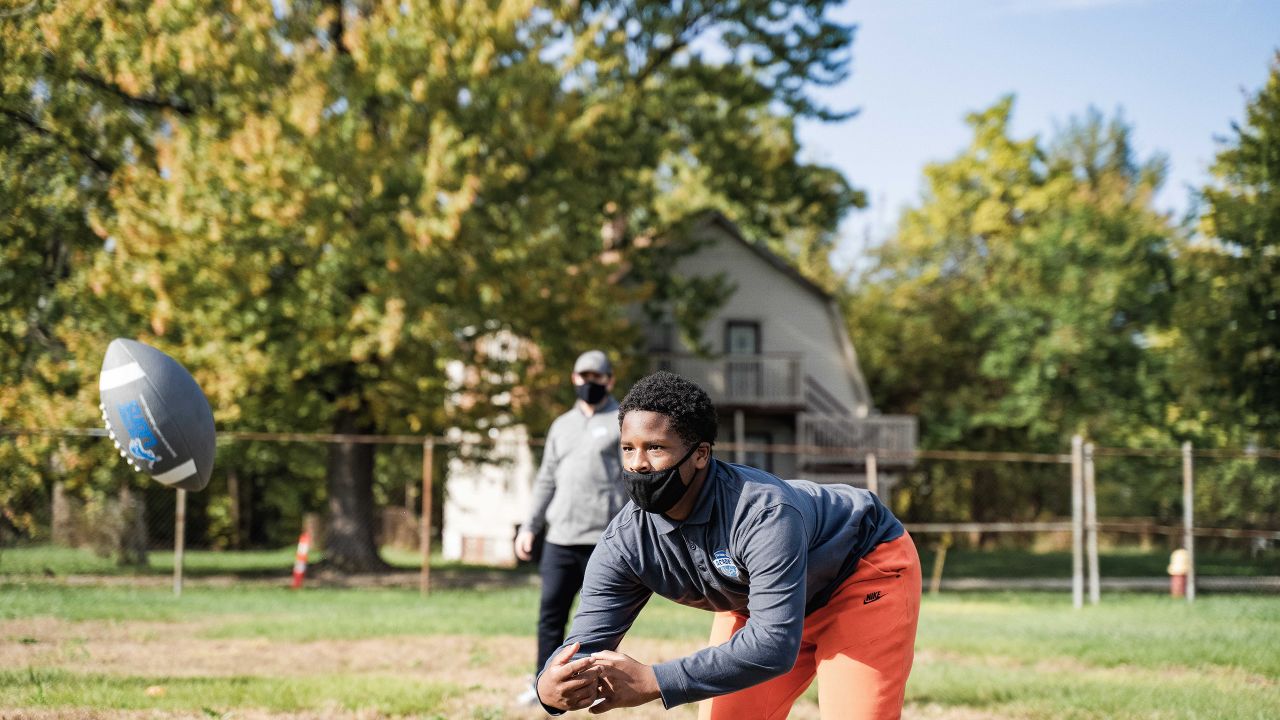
[537,642,602,712]
[514,530,536,561]
[588,650,662,714]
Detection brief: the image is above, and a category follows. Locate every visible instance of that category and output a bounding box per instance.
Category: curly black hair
[618,371,718,447]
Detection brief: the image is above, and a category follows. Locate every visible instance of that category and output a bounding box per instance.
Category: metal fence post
[1084,442,1100,605]
[173,488,186,597]
[1182,441,1195,603]
[1071,435,1084,609]
[420,438,434,597]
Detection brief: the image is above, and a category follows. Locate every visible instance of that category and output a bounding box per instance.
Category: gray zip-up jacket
[521,398,625,547]
[540,458,904,709]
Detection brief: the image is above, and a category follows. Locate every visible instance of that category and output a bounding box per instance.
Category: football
[98,338,216,492]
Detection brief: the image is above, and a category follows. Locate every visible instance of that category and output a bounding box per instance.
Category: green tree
[1162,54,1280,534]
[1172,53,1280,449]
[2,1,860,568]
[846,97,1179,527]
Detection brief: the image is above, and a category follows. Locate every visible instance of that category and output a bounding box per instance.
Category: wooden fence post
[420,439,435,597]
[173,488,187,598]
[1071,435,1084,609]
[227,468,241,550]
[1084,442,1100,605]
[865,453,879,495]
[1182,441,1195,604]
[929,535,950,596]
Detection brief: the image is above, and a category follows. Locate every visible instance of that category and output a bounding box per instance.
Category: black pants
[536,541,596,674]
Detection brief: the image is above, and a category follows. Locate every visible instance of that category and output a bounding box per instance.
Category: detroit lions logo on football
[128,437,160,464]
[118,400,162,467]
[712,549,740,579]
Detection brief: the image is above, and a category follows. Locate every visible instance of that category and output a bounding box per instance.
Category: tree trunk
[51,481,73,546]
[324,409,388,573]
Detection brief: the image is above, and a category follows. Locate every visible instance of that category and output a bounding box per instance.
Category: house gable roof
[690,210,873,413]
[695,211,834,304]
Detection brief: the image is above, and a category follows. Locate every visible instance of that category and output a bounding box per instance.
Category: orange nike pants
[698,532,921,720]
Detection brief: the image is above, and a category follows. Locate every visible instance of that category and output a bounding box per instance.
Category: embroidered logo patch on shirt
[712,549,740,579]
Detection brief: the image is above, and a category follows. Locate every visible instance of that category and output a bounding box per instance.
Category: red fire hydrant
[1167,548,1189,598]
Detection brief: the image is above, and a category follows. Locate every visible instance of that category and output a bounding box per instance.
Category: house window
[725,321,761,399]
[725,321,761,355]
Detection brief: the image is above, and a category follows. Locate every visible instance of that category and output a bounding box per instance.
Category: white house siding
[441,425,536,566]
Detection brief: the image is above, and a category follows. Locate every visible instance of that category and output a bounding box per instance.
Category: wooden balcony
[798,413,918,468]
[649,353,804,409]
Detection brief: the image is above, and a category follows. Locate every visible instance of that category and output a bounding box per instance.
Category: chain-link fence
[2,427,1277,600]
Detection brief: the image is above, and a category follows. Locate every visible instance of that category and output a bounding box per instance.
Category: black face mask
[575,381,609,405]
[621,442,702,515]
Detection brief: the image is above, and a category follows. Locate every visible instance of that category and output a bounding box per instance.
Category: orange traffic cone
[291,530,312,589]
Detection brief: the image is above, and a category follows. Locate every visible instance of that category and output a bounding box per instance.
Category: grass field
[1,575,1277,719]
[4,542,1278,580]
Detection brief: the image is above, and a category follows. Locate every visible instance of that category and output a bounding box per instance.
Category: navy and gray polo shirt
[541,457,904,709]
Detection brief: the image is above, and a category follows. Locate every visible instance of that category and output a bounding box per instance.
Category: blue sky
[796,0,1280,271]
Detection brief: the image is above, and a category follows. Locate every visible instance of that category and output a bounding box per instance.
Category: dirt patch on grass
[1,617,702,719]
[2,617,690,682]
[2,617,1011,719]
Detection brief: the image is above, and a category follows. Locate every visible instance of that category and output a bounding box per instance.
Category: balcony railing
[798,413,918,467]
[649,353,804,408]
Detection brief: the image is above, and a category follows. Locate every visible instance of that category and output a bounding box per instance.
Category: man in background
[513,350,626,706]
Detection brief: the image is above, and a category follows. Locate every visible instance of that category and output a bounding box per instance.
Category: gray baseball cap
[573,350,613,375]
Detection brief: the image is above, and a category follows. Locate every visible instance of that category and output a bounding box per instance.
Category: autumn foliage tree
[1,1,860,568]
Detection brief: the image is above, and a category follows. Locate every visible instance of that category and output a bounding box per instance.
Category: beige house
[640,212,915,484]
[441,212,916,566]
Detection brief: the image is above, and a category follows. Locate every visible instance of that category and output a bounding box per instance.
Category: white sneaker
[514,680,540,707]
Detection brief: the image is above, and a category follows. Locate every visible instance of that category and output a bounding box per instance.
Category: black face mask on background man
[621,442,702,515]
[575,381,609,405]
